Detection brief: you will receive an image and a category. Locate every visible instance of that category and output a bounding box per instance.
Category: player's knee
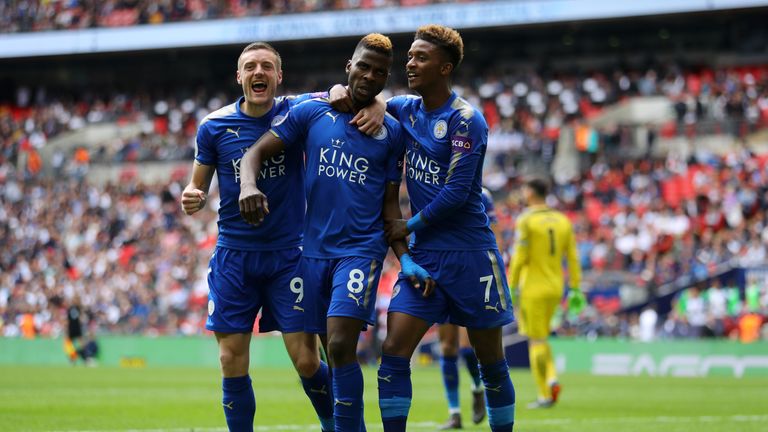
[292,354,320,378]
[381,337,410,358]
[440,340,458,357]
[326,337,355,367]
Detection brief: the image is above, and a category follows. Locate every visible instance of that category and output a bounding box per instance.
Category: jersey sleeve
[482,189,498,224]
[284,91,329,108]
[565,220,582,289]
[194,121,216,166]
[270,100,314,149]
[385,124,406,184]
[385,95,409,119]
[420,113,487,223]
[508,213,529,290]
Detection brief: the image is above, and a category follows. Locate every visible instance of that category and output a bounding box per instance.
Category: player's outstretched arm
[382,183,435,296]
[328,84,386,136]
[181,161,214,216]
[238,131,286,225]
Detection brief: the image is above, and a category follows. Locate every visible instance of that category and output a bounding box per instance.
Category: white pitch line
[48,415,768,432]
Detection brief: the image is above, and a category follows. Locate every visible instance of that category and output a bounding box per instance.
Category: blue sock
[300,361,335,432]
[332,363,364,432]
[441,355,460,413]
[460,347,482,389]
[378,354,412,432]
[480,360,516,432]
[222,375,255,432]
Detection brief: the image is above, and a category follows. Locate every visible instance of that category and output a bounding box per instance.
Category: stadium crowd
[1,0,457,33]
[2,64,768,341]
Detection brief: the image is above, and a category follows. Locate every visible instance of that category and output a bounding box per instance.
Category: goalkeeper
[508,177,584,409]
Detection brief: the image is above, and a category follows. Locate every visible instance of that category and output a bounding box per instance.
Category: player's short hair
[355,33,393,58]
[238,42,282,70]
[414,24,464,69]
[526,176,551,198]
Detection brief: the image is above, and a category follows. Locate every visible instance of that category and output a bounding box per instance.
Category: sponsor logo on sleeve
[451,135,472,154]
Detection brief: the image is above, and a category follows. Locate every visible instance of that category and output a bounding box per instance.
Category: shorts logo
[347,292,363,307]
[392,284,401,299]
[451,135,472,154]
[373,126,388,141]
[208,300,215,316]
[433,120,448,139]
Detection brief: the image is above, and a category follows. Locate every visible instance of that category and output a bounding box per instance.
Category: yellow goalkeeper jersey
[508,205,581,299]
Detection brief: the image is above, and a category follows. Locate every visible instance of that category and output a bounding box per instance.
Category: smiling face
[406,39,452,94]
[346,47,391,108]
[236,48,283,110]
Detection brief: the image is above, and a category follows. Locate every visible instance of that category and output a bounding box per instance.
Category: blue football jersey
[195,95,309,251]
[481,187,498,224]
[271,98,405,261]
[387,92,496,251]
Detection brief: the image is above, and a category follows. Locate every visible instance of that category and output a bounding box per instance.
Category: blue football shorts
[205,246,304,334]
[300,256,382,334]
[388,248,514,329]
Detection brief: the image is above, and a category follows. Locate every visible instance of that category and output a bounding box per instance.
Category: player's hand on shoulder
[350,95,386,136]
[384,219,408,242]
[329,84,355,113]
[238,182,269,226]
[181,187,206,216]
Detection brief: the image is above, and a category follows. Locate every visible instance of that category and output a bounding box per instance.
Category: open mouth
[251,81,268,93]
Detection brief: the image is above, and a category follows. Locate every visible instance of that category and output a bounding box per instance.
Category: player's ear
[236,69,242,85]
[346,60,352,75]
[276,69,283,86]
[440,62,453,77]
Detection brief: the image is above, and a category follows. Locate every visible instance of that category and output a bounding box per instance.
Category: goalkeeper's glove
[567,289,587,314]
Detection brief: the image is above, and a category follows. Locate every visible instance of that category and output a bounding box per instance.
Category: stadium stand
[2,4,768,342]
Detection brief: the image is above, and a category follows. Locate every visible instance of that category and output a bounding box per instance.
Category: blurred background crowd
[2,1,768,343]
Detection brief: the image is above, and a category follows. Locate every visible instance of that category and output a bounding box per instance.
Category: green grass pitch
[1,365,766,431]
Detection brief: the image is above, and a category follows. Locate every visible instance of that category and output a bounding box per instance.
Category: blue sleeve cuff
[406,213,428,233]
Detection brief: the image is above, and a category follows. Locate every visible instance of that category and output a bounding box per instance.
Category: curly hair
[414,24,464,69]
[355,33,393,58]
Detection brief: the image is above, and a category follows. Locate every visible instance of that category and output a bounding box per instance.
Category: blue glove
[406,212,428,233]
[400,254,432,284]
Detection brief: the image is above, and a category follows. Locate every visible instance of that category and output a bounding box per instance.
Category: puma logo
[310,385,328,395]
[485,302,500,313]
[377,374,392,383]
[223,401,235,410]
[293,305,304,312]
[409,114,416,128]
[485,385,502,393]
[226,127,240,138]
[325,112,340,124]
[335,398,353,407]
[348,292,363,307]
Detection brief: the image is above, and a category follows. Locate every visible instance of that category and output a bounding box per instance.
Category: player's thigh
[439,324,460,356]
[439,249,514,329]
[260,247,305,334]
[387,250,449,325]
[300,257,334,334]
[206,247,264,334]
[381,311,432,358]
[328,256,382,327]
[520,295,560,340]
